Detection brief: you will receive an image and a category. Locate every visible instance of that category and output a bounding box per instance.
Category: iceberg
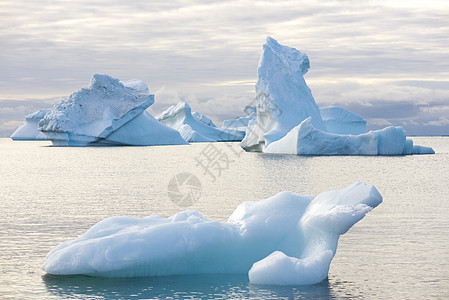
[38,74,187,146]
[192,111,217,127]
[320,106,367,135]
[221,106,256,132]
[221,116,253,132]
[264,118,424,155]
[241,37,325,151]
[156,102,245,142]
[242,37,434,155]
[10,109,50,140]
[43,181,382,286]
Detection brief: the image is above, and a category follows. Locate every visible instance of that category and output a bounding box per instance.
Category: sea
[0,137,448,299]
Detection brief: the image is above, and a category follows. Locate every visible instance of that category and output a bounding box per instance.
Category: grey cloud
[340,101,422,119]
[1,0,449,136]
[320,99,449,135]
[396,81,449,90]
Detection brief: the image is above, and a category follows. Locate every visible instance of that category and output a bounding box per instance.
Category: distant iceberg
[320,106,367,135]
[264,118,434,155]
[10,109,50,140]
[43,181,382,286]
[241,37,434,155]
[192,111,216,127]
[38,74,187,146]
[156,102,245,142]
[221,106,256,133]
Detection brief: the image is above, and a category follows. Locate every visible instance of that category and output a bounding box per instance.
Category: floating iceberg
[221,106,256,132]
[38,74,187,146]
[242,37,434,155]
[263,118,433,155]
[156,102,245,142]
[241,37,325,152]
[43,181,382,286]
[192,111,216,127]
[320,106,367,135]
[10,109,50,140]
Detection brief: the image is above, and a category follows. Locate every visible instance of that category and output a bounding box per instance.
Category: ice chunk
[412,144,435,154]
[221,106,256,132]
[43,181,382,286]
[401,139,435,155]
[10,109,50,140]
[221,116,254,132]
[192,111,216,127]
[178,124,216,142]
[38,74,186,146]
[241,37,325,151]
[249,181,382,285]
[264,117,412,155]
[320,106,367,135]
[157,102,244,142]
[221,105,257,131]
[96,111,188,146]
[249,250,333,286]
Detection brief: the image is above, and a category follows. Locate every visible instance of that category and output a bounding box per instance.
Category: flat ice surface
[157,102,245,142]
[43,181,382,285]
[10,109,50,140]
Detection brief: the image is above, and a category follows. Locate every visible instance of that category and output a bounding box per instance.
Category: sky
[1,0,449,137]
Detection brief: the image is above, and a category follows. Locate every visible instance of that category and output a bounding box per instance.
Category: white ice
[192,111,217,127]
[43,181,382,286]
[221,106,256,132]
[96,111,188,146]
[241,37,325,151]
[38,74,187,146]
[10,109,50,140]
[263,117,435,155]
[320,106,367,135]
[156,102,245,142]
[242,37,435,155]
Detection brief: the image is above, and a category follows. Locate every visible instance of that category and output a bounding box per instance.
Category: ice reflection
[43,274,335,299]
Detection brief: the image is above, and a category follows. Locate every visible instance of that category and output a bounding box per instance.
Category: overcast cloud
[1,0,448,136]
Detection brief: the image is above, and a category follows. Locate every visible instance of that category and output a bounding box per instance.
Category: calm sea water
[0,137,448,299]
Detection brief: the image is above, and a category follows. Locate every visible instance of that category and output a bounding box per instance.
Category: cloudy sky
[1,0,449,136]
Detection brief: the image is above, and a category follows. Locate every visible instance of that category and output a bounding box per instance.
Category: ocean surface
[0,137,448,299]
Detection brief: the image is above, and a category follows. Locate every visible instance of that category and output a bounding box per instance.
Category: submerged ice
[241,37,434,155]
[43,181,382,285]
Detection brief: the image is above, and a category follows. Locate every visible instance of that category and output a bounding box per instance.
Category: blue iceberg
[43,182,381,286]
